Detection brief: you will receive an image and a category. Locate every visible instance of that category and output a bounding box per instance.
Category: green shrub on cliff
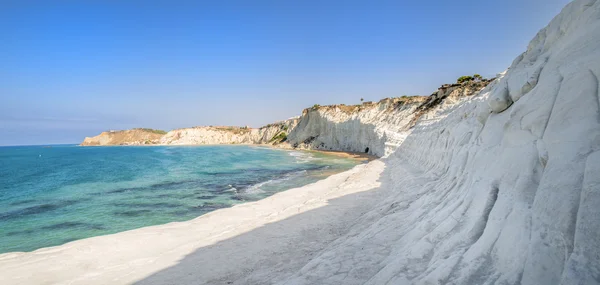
[457,75,474,83]
[135,128,167,135]
[269,132,288,144]
[457,74,485,84]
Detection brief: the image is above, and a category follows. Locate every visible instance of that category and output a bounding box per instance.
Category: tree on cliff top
[457,75,474,83]
[457,74,483,83]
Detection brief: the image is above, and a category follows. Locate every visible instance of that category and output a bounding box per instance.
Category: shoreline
[253,143,379,162]
[304,148,378,162]
[78,142,379,161]
[0,158,386,284]
[0,145,372,256]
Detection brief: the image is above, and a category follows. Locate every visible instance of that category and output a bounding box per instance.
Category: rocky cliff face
[81,129,165,146]
[159,119,298,145]
[80,82,490,156]
[80,119,298,147]
[285,97,427,157]
[286,81,490,157]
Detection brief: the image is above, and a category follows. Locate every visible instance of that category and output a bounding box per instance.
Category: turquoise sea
[0,145,360,254]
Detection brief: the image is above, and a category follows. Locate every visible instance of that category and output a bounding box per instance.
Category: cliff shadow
[132,158,398,285]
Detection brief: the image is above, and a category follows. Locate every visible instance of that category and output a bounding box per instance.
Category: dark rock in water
[5,222,106,237]
[114,209,152,217]
[231,195,246,201]
[196,202,230,210]
[60,238,78,244]
[5,229,36,236]
[105,179,198,195]
[113,202,181,209]
[41,222,106,231]
[0,200,79,221]
[173,202,231,217]
[196,195,217,200]
[9,199,37,206]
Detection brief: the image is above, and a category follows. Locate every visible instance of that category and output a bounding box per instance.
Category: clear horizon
[1,0,570,146]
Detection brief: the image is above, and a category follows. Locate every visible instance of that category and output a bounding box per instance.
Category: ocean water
[0,145,360,254]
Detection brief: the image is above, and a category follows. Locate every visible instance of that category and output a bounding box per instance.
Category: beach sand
[307,149,378,162]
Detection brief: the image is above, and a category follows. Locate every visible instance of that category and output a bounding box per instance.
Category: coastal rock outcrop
[80,128,166,146]
[80,119,298,146]
[159,119,298,145]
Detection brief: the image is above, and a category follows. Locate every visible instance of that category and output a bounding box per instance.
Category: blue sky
[1,0,570,145]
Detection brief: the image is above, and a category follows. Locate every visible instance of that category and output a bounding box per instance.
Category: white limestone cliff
[80,119,298,146]
[279,0,600,283]
[287,82,489,157]
[159,119,298,145]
